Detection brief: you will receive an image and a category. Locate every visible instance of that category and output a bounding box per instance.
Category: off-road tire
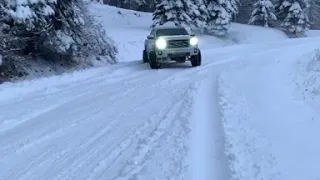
[191,50,201,67]
[143,49,149,63]
[149,52,160,69]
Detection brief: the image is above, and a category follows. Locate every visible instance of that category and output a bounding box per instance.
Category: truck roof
[153,26,186,30]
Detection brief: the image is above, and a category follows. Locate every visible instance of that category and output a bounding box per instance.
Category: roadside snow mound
[0,61,140,101]
[218,69,279,180]
[218,40,320,180]
[91,3,151,29]
[228,23,288,44]
[306,30,320,37]
[294,49,320,109]
[90,3,152,62]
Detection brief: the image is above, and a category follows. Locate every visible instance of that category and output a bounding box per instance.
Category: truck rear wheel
[149,52,160,69]
[191,50,201,67]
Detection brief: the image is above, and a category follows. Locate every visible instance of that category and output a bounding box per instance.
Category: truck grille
[167,39,189,48]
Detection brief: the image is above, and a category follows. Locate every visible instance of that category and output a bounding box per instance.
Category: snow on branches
[249,0,277,27]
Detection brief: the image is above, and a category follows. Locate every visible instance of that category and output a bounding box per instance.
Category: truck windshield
[156,28,188,37]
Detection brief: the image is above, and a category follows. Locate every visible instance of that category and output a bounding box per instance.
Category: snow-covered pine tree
[205,0,239,36]
[0,0,56,25]
[307,0,320,28]
[151,0,206,28]
[0,0,56,78]
[275,0,310,35]
[191,0,208,27]
[0,0,117,79]
[0,0,56,48]
[41,0,117,63]
[248,0,277,27]
[0,0,56,67]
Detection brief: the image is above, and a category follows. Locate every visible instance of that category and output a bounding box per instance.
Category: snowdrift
[218,40,320,180]
[293,49,320,112]
[306,30,320,37]
[228,23,288,44]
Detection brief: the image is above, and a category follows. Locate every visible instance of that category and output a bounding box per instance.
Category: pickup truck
[143,26,201,69]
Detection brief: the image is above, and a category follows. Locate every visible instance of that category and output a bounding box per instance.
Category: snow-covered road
[1,35,320,180]
[0,49,230,180]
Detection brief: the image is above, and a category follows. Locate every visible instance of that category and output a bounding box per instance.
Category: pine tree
[307,0,320,28]
[0,0,117,76]
[0,0,56,31]
[205,0,239,36]
[151,0,205,28]
[248,0,277,27]
[124,0,148,11]
[0,0,56,57]
[41,0,117,62]
[275,0,310,35]
[191,0,208,27]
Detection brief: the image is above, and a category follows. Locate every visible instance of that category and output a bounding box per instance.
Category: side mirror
[147,35,154,39]
[190,32,195,36]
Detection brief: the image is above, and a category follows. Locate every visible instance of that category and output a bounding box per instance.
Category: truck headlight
[155,38,167,50]
[190,37,198,46]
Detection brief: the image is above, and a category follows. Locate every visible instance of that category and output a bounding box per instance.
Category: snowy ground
[1,3,320,180]
[218,38,320,180]
[306,30,320,37]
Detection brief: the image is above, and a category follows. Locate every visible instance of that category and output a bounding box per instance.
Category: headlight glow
[190,37,198,46]
[155,38,167,49]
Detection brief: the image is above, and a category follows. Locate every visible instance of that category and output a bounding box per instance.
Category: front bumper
[155,47,199,59]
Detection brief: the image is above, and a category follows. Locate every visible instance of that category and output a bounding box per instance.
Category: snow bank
[90,4,152,62]
[293,49,320,112]
[228,23,288,44]
[306,30,320,37]
[90,3,151,29]
[0,61,140,102]
[218,41,320,180]
[218,70,280,180]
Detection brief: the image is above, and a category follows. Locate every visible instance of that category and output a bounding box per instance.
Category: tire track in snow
[0,86,131,155]
[187,74,230,180]
[113,100,186,179]
[49,76,197,180]
[0,63,183,155]
[48,89,182,179]
[105,82,196,180]
[0,60,144,104]
[88,94,186,180]
[0,69,147,133]
[7,70,197,180]
[7,88,165,180]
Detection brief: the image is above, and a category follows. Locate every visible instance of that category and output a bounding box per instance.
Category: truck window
[156,28,188,37]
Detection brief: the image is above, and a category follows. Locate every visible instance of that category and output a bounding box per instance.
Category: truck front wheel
[143,50,149,63]
[149,52,160,69]
[191,50,201,67]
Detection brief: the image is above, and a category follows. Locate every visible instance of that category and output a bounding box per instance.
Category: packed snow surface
[1,3,320,180]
